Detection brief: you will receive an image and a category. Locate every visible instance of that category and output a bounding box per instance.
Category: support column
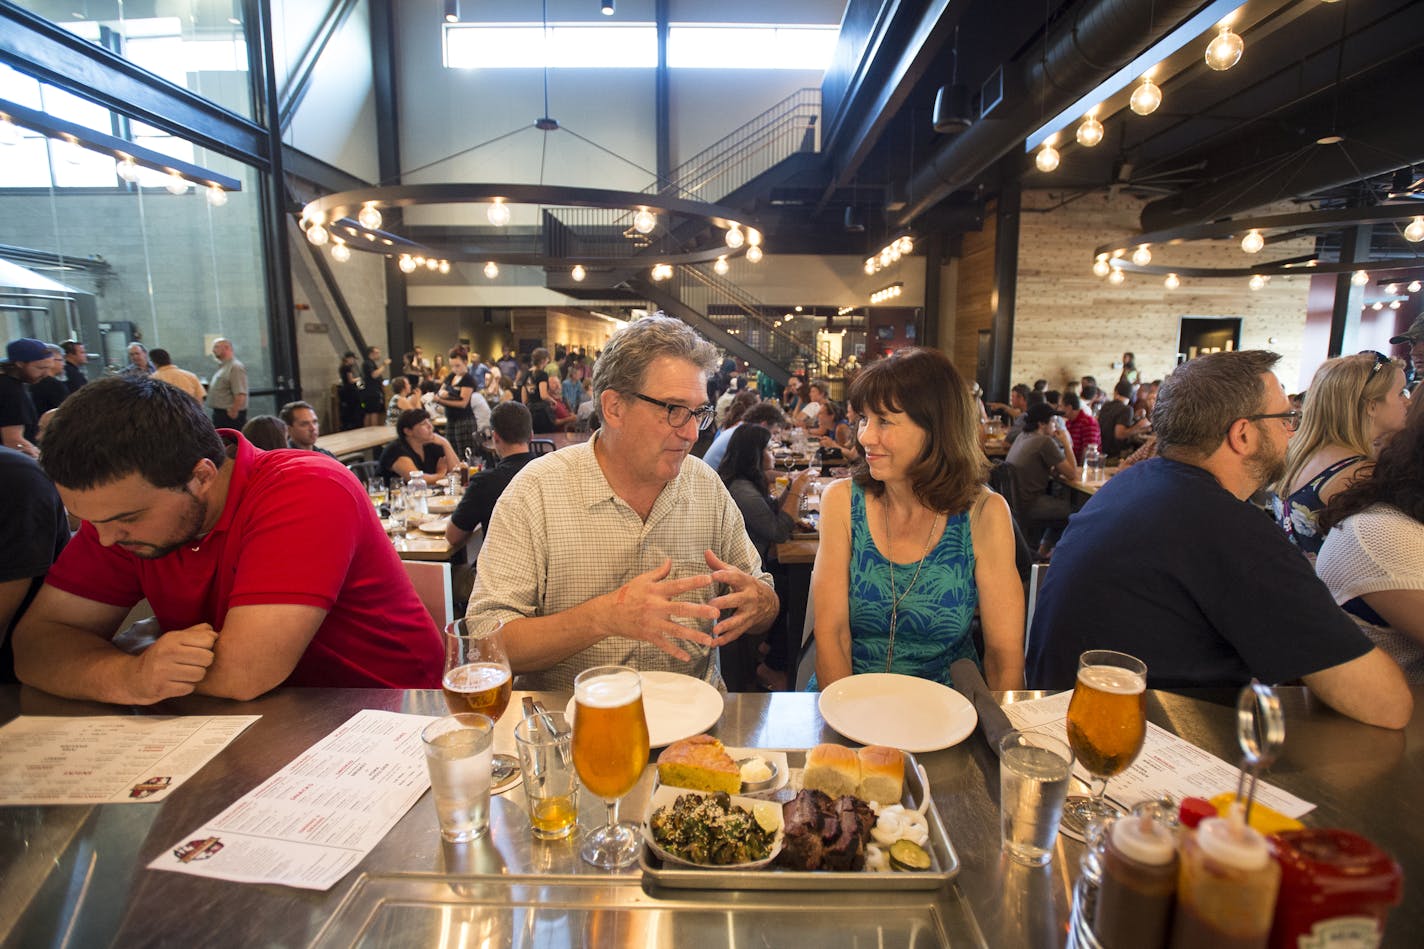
[1329,225,1369,357]
[921,231,944,349]
[254,0,298,403]
[655,0,670,186]
[989,168,1021,402]
[371,0,409,360]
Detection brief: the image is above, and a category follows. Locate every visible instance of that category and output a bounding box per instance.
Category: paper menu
[150,709,436,891]
[0,714,259,805]
[1001,691,1314,819]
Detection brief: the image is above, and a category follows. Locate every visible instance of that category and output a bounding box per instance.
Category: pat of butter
[740,756,773,784]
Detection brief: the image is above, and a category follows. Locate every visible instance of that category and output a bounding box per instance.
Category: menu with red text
[149,709,435,891]
[0,714,258,805]
[1002,691,1314,818]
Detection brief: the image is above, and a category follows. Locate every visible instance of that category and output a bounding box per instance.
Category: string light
[1092,257,1111,278]
[864,259,877,275]
[1405,217,1424,242]
[1249,274,1267,291]
[438,260,450,274]
[1108,268,1126,285]
[1351,270,1369,287]
[745,245,764,263]
[398,255,417,273]
[205,184,227,207]
[1410,281,1422,293]
[116,156,140,182]
[571,264,586,282]
[1371,301,1383,311]
[358,204,383,230]
[331,241,350,263]
[896,236,913,254]
[483,261,499,279]
[486,200,511,227]
[1076,114,1104,147]
[1129,77,1162,116]
[1241,230,1264,254]
[633,209,656,234]
[1035,140,1060,173]
[1386,284,1398,294]
[747,228,763,247]
[725,225,745,249]
[651,263,673,281]
[1132,245,1152,266]
[1390,300,1402,309]
[165,171,190,195]
[714,256,729,275]
[1164,273,1180,289]
[1204,25,1244,71]
[306,223,329,246]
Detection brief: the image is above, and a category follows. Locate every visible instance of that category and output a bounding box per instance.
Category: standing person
[1025,350,1412,730]
[1,338,51,458]
[467,315,778,691]
[0,447,69,683]
[497,349,519,384]
[337,352,363,431]
[124,342,155,376]
[523,347,557,434]
[1274,352,1410,558]
[149,348,206,405]
[29,344,70,418]
[435,349,478,460]
[61,340,88,394]
[360,346,388,428]
[1117,352,1139,392]
[812,347,1024,690]
[279,401,338,459]
[208,337,248,430]
[12,375,442,704]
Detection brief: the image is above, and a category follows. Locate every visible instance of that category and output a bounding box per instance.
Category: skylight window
[668,26,838,70]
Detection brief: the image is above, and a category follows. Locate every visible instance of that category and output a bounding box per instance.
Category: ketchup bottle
[1094,813,1178,948]
[1268,829,1401,948]
[1168,812,1280,949]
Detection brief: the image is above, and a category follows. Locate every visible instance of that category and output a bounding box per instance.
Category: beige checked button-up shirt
[467,434,774,692]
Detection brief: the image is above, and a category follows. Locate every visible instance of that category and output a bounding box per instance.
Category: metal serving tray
[640,749,960,891]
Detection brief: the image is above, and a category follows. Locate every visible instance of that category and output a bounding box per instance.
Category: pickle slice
[888,839,932,871]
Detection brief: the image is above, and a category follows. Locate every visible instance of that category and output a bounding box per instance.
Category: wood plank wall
[1008,191,1313,390]
[953,201,997,381]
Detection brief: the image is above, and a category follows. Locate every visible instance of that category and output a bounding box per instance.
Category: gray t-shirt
[1005,431,1064,509]
[208,358,248,411]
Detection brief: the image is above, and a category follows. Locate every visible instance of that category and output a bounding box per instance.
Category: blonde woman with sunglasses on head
[1274,351,1411,557]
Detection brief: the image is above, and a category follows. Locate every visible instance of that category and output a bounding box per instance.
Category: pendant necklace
[883,498,941,672]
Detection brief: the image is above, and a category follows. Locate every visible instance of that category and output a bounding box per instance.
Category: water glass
[513,712,580,840]
[422,713,494,843]
[999,730,1074,866]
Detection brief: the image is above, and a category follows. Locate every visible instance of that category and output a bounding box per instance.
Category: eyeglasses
[1240,410,1301,433]
[632,392,716,430]
[1360,350,1390,377]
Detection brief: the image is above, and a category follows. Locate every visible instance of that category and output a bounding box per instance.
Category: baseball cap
[6,337,51,362]
[1024,402,1063,427]
[1388,315,1424,346]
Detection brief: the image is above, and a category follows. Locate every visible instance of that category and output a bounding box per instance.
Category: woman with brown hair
[812,347,1024,689]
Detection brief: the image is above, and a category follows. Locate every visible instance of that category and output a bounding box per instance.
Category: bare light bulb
[896,236,914,254]
[1035,142,1060,173]
[1249,274,1266,291]
[358,204,383,230]
[714,256,730,276]
[486,200,511,227]
[1371,301,1383,311]
[1390,300,1401,309]
[864,259,876,275]
[1241,229,1264,253]
[331,242,351,263]
[483,261,499,279]
[398,255,417,273]
[165,172,190,195]
[1205,26,1244,71]
[746,245,764,263]
[1386,283,1399,294]
[1164,273,1180,289]
[571,264,586,282]
[116,157,140,182]
[1410,281,1422,293]
[1108,268,1126,285]
[1129,77,1162,116]
[725,225,745,249]
[747,228,763,247]
[306,223,329,246]
[206,184,227,207]
[1352,270,1369,287]
[426,258,438,271]
[1093,258,1112,278]
[633,209,656,234]
[1405,217,1424,242]
[1076,115,1104,147]
[1132,245,1152,266]
[438,260,450,274]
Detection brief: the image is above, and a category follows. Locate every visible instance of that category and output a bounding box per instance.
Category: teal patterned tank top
[848,481,980,685]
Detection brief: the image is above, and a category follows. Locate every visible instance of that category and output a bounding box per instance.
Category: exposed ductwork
[896,0,1204,227]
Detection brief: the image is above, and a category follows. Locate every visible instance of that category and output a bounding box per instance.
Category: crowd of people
[1,313,1421,735]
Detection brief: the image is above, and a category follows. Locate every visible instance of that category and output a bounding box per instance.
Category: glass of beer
[443,619,518,789]
[571,665,650,869]
[1061,649,1147,837]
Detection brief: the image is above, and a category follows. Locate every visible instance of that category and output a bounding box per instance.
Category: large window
[443,22,838,71]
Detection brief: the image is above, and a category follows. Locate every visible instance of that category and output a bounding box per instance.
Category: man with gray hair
[1026,350,1412,729]
[468,315,779,690]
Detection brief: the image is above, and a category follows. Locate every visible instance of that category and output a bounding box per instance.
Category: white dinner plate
[426,496,458,514]
[817,673,978,753]
[417,517,449,534]
[565,670,724,748]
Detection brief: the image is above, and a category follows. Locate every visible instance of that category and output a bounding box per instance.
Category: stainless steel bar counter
[2,685,1422,947]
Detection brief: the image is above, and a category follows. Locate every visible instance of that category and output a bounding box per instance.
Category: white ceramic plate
[426,496,458,514]
[417,517,449,534]
[817,673,978,753]
[565,670,724,748]
[642,784,783,870]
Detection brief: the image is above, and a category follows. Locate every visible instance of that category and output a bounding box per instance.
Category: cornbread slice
[657,735,741,794]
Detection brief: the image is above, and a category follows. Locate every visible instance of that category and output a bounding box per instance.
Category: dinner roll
[855,745,904,804]
[802,743,860,798]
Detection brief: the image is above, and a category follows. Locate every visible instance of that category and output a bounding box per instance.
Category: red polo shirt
[46,433,442,689]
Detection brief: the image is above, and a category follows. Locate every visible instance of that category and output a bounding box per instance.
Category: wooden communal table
[316,424,395,460]
[3,686,1422,947]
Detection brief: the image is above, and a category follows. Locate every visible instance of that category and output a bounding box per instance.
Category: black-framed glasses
[1240,410,1302,433]
[632,392,716,430]
[1360,350,1390,377]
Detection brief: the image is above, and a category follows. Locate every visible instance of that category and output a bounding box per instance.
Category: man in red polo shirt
[13,376,443,705]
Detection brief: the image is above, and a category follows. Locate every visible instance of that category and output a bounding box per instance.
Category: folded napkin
[950,659,1014,758]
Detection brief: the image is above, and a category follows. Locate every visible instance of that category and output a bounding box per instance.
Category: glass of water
[999,729,1075,866]
[421,713,494,842]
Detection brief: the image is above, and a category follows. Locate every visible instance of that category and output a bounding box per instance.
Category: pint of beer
[1066,654,1147,779]
[572,666,650,801]
[443,662,512,720]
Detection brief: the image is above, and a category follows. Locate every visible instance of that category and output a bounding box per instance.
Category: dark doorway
[1177,317,1242,363]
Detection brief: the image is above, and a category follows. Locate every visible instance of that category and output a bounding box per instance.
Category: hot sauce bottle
[1268,829,1401,948]
[1093,812,1179,948]
[1168,810,1280,949]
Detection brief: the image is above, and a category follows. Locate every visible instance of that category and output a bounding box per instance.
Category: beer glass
[1061,649,1147,836]
[443,620,519,789]
[571,665,650,869]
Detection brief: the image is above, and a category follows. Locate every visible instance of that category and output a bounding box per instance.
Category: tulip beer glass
[1061,649,1147,836]
[572,665,650,868]
[443,619,519,788]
